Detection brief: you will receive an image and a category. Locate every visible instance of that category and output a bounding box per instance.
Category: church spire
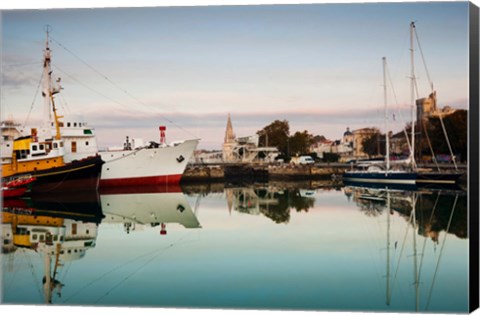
[224,113,235,143]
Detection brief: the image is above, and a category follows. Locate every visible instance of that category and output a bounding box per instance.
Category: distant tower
[222,113,236,162]
[342,127,354,144]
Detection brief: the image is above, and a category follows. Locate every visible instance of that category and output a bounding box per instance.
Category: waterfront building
[222,113,237,162]
[310,139,334,159]
[221,114,279,163]
[351,127,379,159]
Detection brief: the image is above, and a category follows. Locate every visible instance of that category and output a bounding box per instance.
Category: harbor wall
[181,163,348,183]
[181,162,468,184]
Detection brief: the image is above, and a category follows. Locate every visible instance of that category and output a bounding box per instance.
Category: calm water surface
[1,182,469,313]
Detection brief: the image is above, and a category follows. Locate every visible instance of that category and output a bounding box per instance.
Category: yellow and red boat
[1,28,103,194]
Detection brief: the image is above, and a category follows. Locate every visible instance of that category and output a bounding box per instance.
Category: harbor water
[1,182,469,313]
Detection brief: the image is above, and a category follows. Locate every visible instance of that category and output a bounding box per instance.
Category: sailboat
[405,22,464,185]
[342,57,417,186]
[1,29,104,194]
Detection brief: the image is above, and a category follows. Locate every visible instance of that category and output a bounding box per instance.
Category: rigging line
[59,261,72,283]
[50,37,198,139]
[23,71,44,129]
[52,65,133,112]
[50,37,122,91]
[94,234,193,303]
[3,61,42,67]
[438,115,458,170]
[93,232,192,304]
[62,241,180,303]
[414,28,434,92]
[93,243,176,304]
[22,250,43,300]
[425,194,459,311]
[422,119,440,171]
[417,192,441,284]
[393,196,416,285]
[386,62,412,155]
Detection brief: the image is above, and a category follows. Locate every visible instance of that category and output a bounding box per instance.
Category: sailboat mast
[409,22,416,168]
[383,57,390,172]
[386,189,391,306]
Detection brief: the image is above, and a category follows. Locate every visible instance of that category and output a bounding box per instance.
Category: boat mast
[409,22,417,169]
[386,189,391,306]
[42,25,63,140]
[383,57,390,172]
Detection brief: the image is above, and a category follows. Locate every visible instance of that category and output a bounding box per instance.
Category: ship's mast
[42,26,53,134]
[41,25,63,140]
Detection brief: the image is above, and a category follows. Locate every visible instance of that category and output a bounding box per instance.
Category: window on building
[72,223,77,235]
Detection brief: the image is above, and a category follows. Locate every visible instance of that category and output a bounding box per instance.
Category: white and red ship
[1,29,199,189]
[58,118,199,187]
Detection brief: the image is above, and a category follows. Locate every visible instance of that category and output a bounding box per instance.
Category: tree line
[362,109,468,162]
[256,109,468,163]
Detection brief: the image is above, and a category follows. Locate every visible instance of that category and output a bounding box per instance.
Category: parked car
[291,156,315,165]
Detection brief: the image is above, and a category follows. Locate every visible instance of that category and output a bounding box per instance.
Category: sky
[0,0,473,150]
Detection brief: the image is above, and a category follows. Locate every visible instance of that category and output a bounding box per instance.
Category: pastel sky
[0,1,472,150]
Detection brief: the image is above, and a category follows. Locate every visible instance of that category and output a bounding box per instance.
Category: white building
[222,114,279,163]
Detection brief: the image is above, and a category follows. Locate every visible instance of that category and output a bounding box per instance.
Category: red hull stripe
[2,187,28,198]
[99,174,182,188]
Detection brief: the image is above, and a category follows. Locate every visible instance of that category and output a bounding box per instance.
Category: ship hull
[416,171,463,185]
[98,139,199,187]
[343,171,417,185]
[4,156,104,194]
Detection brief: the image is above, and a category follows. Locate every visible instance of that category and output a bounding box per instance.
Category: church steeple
[224,113,236,143]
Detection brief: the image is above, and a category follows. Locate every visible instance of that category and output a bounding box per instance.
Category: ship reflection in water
[1,182,469,313]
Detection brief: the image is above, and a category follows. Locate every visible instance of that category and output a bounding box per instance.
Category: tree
[362,130,385,158]
[288,130,314,156]
[426,110,467,162]
[312,135,327,143]
[257,120,290,155]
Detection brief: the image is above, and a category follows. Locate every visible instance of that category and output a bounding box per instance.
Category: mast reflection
[2,193,103,304]
[343,184,467,312]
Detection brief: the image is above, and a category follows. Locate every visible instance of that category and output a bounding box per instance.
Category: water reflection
[344,185,467,241]
[1,181,469,312]
[100,186,201,234]
[225,186,316,223]
[2,193,103,304]
[343,184,467,311]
